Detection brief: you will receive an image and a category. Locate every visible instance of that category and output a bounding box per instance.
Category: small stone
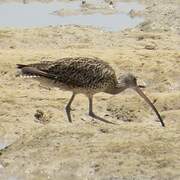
[9,45,15,49]
[99,128,109,133]
[145,44,156,50]
[137,36,144,40]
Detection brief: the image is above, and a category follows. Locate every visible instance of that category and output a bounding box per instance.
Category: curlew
[17,57,165,127]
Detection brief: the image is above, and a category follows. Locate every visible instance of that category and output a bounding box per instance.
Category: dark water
[0,1,144,31]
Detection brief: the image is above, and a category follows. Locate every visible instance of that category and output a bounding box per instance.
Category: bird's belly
[20,76,68,90]
[35,77,71,90]
[25,76,102,94]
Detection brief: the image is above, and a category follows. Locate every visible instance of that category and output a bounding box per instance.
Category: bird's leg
[65,92,76,123]
[88,95,116,124]
[88,95,96,117]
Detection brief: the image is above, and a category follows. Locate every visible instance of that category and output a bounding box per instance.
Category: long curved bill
[134,86,165,127]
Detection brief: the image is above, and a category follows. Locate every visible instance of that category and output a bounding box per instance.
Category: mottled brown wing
[47,57,117,89]
[17,57,117,89]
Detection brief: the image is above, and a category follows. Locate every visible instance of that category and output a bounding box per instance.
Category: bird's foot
[89,111,116,124]
[89,111,96,118]
[65,106,75,111]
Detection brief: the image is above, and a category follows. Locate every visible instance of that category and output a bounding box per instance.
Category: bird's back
[17,57,118,92]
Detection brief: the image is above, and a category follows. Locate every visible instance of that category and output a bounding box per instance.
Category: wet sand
[0,0,180,179]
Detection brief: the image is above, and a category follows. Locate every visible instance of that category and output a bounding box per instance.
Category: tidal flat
[0,0,180,179]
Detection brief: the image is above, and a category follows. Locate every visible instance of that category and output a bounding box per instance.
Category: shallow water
[0,0,144,31]
[0,137,12,150]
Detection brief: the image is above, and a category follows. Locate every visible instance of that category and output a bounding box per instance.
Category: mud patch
[34,109,52,124]
[107,94,150,123]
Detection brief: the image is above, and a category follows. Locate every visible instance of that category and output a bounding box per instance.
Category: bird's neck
[105,83,127,95]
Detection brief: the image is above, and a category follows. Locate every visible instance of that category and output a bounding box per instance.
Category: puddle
[0,138,12,150]
[0,0,144,31]
[0,166,21,180]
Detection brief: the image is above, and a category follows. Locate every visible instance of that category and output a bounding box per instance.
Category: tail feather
[17,64,27,69]
[17,63,57,79]
[19,66,56,79]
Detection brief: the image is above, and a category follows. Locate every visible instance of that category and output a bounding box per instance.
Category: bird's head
[118,73,145,89]
[117,73,165,127]
[119,73,138,88]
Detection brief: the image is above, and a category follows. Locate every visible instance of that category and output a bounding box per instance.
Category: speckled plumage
[17,56,165,126]
[18,57,118,94]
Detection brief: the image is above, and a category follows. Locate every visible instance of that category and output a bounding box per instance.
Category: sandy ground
[0,0,180,179]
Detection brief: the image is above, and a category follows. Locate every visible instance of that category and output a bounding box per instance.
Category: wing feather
[17,57,117,89]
